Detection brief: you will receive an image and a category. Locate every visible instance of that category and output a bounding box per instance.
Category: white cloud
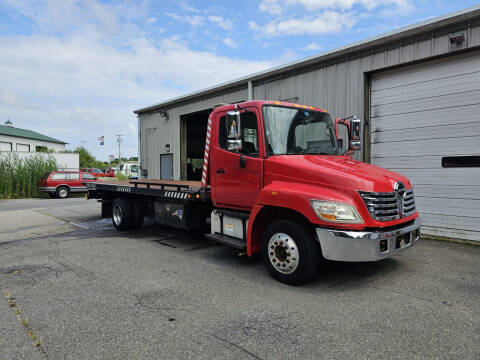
[146,16,157,25]
[257,11,356,36]
[259,0,285,15]
[258,0,414,15]
[222,38,237,48]
[166,12,204,26]
[304,42,322,51]
[208,15,233,31]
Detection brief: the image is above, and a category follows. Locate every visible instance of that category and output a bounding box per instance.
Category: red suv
[38,171,97,198]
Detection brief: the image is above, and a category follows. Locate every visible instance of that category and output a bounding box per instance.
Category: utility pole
[116,135,123,162]
[80,140,87,148]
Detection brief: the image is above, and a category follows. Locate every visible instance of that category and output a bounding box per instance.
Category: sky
[0,0,478,160]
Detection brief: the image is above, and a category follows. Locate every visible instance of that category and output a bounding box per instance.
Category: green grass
[0,153,57,199]
[116,173,129,180]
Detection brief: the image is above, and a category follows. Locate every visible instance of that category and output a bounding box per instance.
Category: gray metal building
[134,6,480,242]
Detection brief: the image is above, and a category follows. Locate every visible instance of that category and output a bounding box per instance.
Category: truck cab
[205,101,420,284]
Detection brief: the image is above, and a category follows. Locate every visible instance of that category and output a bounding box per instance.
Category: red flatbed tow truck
[87,100,420,285]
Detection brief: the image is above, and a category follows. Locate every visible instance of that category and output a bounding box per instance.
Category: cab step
[205,233,246,250]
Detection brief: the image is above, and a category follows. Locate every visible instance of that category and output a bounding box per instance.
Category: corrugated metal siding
[370,51,480,241]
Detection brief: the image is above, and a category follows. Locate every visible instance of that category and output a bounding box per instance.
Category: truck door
[212,107,263,210]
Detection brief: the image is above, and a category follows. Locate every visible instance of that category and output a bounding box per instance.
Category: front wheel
[262,220,320,285]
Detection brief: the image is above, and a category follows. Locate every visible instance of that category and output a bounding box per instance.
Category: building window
[442,156,480,168]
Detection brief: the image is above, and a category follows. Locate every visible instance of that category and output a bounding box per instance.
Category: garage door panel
[0,141,12,151]
[386,168,480,187]
[370,103,480,132]
[413,185,480,200]
[420,213,480,232]
[371,121,480,143]
[371,53,480,91]
[371,137,479,156]
[372,72,480,106]
[415,197,480,216]
[372,89,480,118]
[371,155,442,169]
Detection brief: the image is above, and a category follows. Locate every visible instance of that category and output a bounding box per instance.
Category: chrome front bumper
[316,217,421,262]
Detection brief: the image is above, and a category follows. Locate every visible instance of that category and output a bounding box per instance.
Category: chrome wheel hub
[113,205,122,226]
[59,189,67,198]
[268,233,299,274]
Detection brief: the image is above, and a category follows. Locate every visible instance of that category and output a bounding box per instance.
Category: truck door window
[219,112,259,157]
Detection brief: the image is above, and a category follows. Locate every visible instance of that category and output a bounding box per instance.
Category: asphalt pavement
[0,197,479,359]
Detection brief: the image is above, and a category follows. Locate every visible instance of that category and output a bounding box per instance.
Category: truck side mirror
[349,117,362,151]
[226,110,242,152]
[335,116,362,154]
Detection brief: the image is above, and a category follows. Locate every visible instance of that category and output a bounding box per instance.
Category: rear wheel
[56,186,69,199]
[112,198,135,230]
[262,220,320,285]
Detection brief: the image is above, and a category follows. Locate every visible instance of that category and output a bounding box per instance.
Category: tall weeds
[0,153,57,199]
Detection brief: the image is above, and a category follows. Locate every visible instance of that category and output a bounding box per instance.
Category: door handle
[216,168,226,174]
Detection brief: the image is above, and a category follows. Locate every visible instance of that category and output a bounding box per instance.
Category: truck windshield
[263,105,338,156]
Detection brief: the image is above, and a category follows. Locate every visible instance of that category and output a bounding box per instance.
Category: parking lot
[0,198,479,359]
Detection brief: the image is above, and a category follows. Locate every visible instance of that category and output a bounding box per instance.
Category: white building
[0,120,67,152]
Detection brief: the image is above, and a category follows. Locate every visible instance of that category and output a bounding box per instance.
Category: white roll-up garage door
[16,143,30,152]
[370,51,480,242]
[0,141,12,151]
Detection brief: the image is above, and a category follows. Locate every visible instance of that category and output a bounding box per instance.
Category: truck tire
[262,220,320,285]
[112,198,135,230]
[56,186,69,199]
[131,199,145,229]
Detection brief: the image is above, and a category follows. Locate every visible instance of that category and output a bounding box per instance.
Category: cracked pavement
[0,197,479,359]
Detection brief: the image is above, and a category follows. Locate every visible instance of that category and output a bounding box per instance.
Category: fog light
[380,240,388,253]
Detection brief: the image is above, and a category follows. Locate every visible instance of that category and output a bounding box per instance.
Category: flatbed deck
[87,179,207,202]
[96,179,202,190]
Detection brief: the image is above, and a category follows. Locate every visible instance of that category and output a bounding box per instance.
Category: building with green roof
[0,120,67,152]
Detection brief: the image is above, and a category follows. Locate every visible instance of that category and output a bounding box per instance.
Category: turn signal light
[319,213,336,221]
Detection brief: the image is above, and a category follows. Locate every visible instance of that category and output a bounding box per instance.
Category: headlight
[310,200,363,224]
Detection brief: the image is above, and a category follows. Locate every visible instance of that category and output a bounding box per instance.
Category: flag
[98,136,104,146]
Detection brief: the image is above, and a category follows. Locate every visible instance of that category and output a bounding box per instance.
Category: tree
[74,146,105,169]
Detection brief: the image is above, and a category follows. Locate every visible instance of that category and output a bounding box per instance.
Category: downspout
[248,81,253,101]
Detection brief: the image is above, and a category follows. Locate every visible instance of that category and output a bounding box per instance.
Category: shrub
[0,153,57,199]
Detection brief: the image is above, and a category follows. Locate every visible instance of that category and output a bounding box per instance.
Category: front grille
[359,189,416,222]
